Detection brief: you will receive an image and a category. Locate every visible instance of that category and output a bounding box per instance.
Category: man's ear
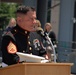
[16,17,22,23]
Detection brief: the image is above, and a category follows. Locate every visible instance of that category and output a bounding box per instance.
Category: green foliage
[0,3,18,29]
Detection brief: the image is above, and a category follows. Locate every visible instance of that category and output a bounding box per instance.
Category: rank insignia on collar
[7,41,17,54]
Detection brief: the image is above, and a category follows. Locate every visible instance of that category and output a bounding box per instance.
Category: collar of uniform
[15,25,30,35]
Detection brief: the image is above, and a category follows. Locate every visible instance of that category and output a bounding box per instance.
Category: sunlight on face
[17,11,36,31]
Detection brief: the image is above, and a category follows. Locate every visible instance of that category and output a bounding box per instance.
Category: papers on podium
[16,52,49,63]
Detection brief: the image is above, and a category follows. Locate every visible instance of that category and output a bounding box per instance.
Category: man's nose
[33,19,36,24]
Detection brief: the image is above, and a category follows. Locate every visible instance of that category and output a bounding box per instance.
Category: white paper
[16,52,46,63]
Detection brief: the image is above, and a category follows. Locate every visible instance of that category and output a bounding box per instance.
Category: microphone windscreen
[36,27,45,38]
[36,27,43,32]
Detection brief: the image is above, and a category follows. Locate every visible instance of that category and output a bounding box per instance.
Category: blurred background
[0,0,76,74]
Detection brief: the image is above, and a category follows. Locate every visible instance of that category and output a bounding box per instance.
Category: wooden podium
[0,63,73,75]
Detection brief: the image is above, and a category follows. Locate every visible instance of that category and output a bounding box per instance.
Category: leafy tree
[0,3,18,29]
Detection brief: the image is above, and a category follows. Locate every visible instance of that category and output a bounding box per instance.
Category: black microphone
[36,27,57,62]
[36,27,53,45]
[36,27,48,40]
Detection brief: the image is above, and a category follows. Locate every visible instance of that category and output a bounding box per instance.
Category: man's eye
[31,18,34,20]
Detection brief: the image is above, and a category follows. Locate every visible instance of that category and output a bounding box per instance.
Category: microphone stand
[45,33,56,63]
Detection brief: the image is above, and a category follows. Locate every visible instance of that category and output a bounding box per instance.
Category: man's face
[17,11,37,31]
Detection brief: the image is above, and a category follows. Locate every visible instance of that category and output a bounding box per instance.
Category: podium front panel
[0,63,73,75]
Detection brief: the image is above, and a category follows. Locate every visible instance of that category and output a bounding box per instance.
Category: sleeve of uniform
[1,35,20,65]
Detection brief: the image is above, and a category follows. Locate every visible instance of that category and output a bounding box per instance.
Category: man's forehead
[17,10,36,19]
[26,11,36,18]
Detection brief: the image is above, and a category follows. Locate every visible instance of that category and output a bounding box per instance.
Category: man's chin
[30,28,36,32]
[30,30,36,32]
